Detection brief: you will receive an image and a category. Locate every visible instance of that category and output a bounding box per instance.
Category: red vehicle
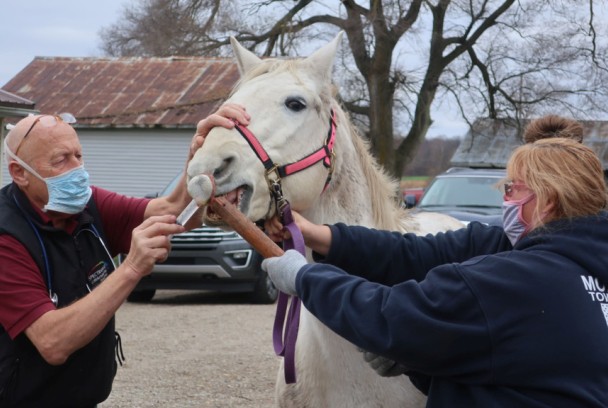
[402,187,425,208]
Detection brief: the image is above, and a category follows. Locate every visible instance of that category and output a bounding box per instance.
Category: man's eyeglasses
[503,181,529,199]
[15,113,77,154]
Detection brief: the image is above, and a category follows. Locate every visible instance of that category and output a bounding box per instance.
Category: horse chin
[203,185,252,226]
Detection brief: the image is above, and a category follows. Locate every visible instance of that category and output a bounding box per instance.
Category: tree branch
[443,0,516,66]
[392,0,424,38]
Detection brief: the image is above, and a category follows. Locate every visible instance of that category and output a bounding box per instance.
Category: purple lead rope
[272,202,304,384]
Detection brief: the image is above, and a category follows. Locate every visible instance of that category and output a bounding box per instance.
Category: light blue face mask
[4,141,92,214]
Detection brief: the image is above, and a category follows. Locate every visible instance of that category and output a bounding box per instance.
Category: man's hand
[361,349,408,377]
[261,249,308,296]
[123,215,185,279]
[189,103,250,159]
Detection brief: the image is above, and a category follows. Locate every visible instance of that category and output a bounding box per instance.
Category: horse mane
[232,57,417,232]
[333,106,416,232]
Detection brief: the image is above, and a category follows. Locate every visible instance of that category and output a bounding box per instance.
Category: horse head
[187,33,344,226]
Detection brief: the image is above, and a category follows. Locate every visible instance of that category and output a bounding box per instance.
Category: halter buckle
[265,165,289,215]
[265,164,281,185]
[270,181,289,216]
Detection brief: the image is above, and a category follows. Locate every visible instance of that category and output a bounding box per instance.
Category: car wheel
[250,270,279,304]
[127,289,156,302]
[249,254,279,304]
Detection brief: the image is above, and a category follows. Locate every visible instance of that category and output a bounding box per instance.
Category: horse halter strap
[271,201,304,384]
[232,109,337,195]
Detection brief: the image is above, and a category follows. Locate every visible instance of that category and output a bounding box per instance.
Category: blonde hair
[508,137,607,226]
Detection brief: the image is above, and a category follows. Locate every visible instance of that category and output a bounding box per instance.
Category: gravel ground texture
[98,290,279,408]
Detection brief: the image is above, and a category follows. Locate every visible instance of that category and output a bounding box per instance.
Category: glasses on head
[15,112,77,154]
[503,180,529,199]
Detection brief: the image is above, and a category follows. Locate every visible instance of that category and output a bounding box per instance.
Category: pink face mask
[502,193,535,245]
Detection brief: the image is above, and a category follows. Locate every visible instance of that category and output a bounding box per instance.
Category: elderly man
[0,105,248,407]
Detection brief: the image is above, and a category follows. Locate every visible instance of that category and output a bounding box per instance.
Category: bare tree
[100,0,228,57]
[99,0,608,179]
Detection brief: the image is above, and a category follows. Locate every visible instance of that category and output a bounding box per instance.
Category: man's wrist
[119,260,146,282]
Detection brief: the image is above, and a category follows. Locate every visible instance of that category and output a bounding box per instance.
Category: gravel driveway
[99,290,279,407]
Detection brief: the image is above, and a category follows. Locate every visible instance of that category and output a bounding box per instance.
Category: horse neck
[305,106,414,232]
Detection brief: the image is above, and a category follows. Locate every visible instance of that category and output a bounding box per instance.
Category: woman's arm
[325,222,510,284]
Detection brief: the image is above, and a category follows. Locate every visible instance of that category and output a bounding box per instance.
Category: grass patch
[400,176,430,189]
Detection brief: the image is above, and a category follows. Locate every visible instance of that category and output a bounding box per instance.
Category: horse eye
[285,97,307,112]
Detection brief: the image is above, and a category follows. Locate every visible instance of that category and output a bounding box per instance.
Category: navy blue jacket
[297,216,608,407]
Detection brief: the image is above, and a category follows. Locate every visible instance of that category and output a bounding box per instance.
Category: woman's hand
[264,210,309,242]
[264,211,332,256]
[261,250,308,296]
[264,215,292,243]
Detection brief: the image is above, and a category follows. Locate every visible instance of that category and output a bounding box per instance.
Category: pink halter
[232,109,337,198]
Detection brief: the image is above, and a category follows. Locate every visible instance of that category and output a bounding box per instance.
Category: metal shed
[451,118,608,172]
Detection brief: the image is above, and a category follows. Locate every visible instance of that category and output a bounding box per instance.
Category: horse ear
[230,37,263,77]
[304,31,344,83]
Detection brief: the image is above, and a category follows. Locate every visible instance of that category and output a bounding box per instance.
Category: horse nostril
[213,156,234,179]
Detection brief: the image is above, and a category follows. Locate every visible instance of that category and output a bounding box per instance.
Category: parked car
[126,174,278,304]
[414,167,506,226]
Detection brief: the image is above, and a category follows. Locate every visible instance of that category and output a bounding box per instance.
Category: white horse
[187,33,463,408]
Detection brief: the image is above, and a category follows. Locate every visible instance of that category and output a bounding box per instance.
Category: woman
[262,116,608,407]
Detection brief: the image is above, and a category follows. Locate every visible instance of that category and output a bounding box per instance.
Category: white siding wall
[2,127,195,198]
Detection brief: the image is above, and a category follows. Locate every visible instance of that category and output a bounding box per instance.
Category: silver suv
[413,167,505,226]
[127,174,278,304]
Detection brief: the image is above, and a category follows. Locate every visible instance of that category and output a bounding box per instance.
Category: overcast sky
[0,0,467,138]
[0,1,128,86]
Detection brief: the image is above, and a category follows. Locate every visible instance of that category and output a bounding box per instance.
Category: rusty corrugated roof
[2,56,239,128]
[451,118,608,169]
[0,89,35,110]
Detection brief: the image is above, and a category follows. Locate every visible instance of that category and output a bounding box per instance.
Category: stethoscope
[13,195,115,306]
[75,227,117,294]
